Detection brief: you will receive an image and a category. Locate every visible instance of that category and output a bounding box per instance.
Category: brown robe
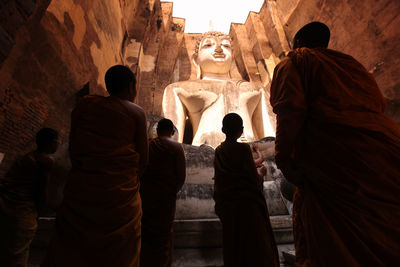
[140,137,185,267]
[270,47,400,266]
[42,96,142,267]
[0,152,45,267]
[213,141,279,267]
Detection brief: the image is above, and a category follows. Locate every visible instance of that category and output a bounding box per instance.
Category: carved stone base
[176,138,291,220]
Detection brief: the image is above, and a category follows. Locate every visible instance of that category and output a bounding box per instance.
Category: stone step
[174,215,293,248]
[29,217,294,266]
[33,215,293,249]
[176,181,291,220]
[172,244,295,267]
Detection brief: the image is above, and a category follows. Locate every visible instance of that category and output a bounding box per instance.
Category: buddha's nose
[215,45,223,53]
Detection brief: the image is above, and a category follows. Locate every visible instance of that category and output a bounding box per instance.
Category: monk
[42,65,148,267]
[213,113,279,267]
[140,118,186,267]
[270,21,400,266]
[0,127,59,267]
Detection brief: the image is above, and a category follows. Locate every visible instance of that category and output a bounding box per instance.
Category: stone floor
[28,216,295,267]
[29,244,295,267]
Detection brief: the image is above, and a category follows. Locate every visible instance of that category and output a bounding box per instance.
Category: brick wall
[0,0,145,177]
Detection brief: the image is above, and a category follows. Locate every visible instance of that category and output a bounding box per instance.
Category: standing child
[140,118,186,267]
[0,128,59,267]
[213,113,279,267]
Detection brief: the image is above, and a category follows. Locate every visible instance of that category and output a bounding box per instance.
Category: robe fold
[140,137,185,267]
[42,96,142,267]
[0,153,41,267]
[213,142,279,267]
[270,48,400,266]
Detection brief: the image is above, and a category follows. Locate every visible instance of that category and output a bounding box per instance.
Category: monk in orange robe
[42,65,148,267]
[0,128,59,267]
[140,118,186,267]
[270,22,400,266]
[213,113,280,267]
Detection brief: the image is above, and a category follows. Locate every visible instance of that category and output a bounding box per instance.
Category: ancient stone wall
[132,1,186,115]
[0,0,153,176]
[276,0,400,124]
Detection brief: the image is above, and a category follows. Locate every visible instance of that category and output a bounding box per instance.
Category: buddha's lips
[213,53,225,58]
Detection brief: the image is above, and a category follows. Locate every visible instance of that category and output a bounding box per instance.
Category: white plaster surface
[139,46,156,72]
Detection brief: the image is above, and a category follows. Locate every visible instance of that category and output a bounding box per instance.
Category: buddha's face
[195,36,233,76]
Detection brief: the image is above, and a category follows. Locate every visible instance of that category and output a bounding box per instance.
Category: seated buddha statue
[162,31,275,148]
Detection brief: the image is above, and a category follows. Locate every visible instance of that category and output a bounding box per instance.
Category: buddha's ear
[192,54,201,79]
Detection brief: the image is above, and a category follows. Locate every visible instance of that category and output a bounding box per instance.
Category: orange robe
[0,152,43,267]
[42,96,142,267]
[270,47,400,266]
[140,137,185,267]
[213,141,279,267]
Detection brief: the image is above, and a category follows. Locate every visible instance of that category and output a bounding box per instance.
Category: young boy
[213,113,279,267]
[140,118,186,267]
[0,128,59,266]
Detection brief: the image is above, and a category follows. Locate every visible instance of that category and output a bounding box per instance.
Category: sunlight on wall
[161,0,264,33]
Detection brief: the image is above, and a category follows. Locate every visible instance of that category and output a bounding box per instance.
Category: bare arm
[251,144,264,166]
[134,108,149,176]
[243,144,264,191]
[175,143,186,193]
[36,155,55,215]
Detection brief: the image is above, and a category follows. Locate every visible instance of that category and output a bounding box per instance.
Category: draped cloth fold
[213,142,280,267]
[270,48,400,266]
[140,137,184,267]
[0,153,40,267]
[42,96,142,267]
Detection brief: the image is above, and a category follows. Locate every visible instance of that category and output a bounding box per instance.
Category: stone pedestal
[173,137,294,248]
[176,137,291,220]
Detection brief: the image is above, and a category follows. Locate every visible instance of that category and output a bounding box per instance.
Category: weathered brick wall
[133,1,187,115]
[276,0,400,124]
[0,0,43,66]
[0,0,150,177]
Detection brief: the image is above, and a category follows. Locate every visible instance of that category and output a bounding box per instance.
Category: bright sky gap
[161,0,265,34]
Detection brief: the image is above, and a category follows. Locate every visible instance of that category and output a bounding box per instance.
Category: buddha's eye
[221,40,231,48]
[201,38,216,48]
[202,41,214,48]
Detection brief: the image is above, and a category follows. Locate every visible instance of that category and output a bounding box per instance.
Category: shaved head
[293,22,330,49]
[157,118,174,135]
[222,113,243,136]
[105,65,136,96]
